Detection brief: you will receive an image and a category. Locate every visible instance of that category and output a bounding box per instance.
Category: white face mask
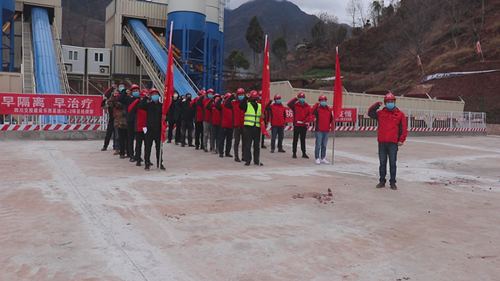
[174,94,179,98]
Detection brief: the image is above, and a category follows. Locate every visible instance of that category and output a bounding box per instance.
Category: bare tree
[346,0,359,28]
[444,0,472,48]
[370,1,383,27]
[356,0,367,29]
[396,0,434,58]
[471,0,486,47]
[315,12,339,46]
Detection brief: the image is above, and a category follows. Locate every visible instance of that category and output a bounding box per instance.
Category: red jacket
[287,97,311,127]
[191,97,204,122]
[202,98,212,122]
[312,103,333,132]
[368,102,408,143]
[225,96,245,128]
[217,98,234,129]
[128,98,147,132]
[266,101,286,127]
[206,100,221,126]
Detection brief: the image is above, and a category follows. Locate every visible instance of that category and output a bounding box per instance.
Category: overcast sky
[228,0,378,25]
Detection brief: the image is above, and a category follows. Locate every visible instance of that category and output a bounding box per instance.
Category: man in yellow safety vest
[239,90,264,166]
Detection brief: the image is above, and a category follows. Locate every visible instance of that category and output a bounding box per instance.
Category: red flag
[161,22,174,143]
[476,41,482,54]
[333,47,343,120]
[260,35,271,137]
[417,55,422,66]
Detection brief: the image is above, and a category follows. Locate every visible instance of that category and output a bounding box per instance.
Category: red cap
[274,94,281,100]
[318,94,327,101]
[384,93,396,102]
[250,91,259,99]
[140,89,148,97]
[298,92,305,99]
[214,94,221,98]
[236,88,245,94]
[258,90,262,96]
[207,88,215,94]
[149,88,159,95]
[199,90,207,96]
[224,93,232,99]
[130,84,140,91]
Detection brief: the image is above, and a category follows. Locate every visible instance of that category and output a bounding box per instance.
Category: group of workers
[102,83,407,190]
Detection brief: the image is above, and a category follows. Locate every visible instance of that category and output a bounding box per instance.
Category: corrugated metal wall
[113,45,141,76]
[270,81,465,112]
[0,73,23,93]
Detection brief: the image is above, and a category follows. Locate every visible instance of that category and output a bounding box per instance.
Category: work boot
[188,144,195,147]
[244,162,251,166]
[136,160,142,167]
[167,140,172,143]
[225,154,233,158]
[292,153,297,159]
[278,149,286,153]
[101,146,107,151]
[270,149,275,153]
[390,183,398,190]
[181,144,185,147]
[145,163,150,171]
[302,153,309,159]
[254,162,264,166]
[160,165,166,171]
[261,145,267,149]
[376,182,386,188]
[129,157,135,162]
[196,146,200,150]
[219,154,224,158]
[120,155,126,159]
[234,157,241,162]
[113,150,120,155]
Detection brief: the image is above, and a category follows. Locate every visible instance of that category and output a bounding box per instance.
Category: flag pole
[258,35,269,166]
[331,118,335,165]
[160,21,174,170]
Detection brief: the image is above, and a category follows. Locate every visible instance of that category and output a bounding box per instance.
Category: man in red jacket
[128,89,148,166]
[287,92,311,159]
[312,95,333,165]
[266,94,287,153]
[200,89,214,152]
[368,93,408,190]
[225,88,246,162]
[206,94,221,154]
[216,93,234,158]
[192,90,206,150]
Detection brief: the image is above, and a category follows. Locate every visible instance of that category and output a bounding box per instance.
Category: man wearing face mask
[368,93,408,190]
[312,95,333,165]
[128,89,148,166]
[118,84,140,161]
[200,89,214,152]
[225,88,246,162]
[180,93,195,147]
[167,91,180,143]
[287,92,311,159]
[240,91,264,166]
[266,94,287,153]
[139,88,165,171]
[108,84,128,159]
[192,90,206,150]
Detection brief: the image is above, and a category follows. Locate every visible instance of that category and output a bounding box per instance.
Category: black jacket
[117,89,137,122]
[139,98,163,131]
[180,99,195,121]
[167,98,180,121]
[104,87,115,118]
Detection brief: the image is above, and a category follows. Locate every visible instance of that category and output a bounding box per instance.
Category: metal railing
[51,23,70,95]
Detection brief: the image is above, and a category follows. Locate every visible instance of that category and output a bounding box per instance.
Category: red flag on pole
[333,47,343,120]
[260,35,271,137]
[161,22,174,143]
[476,41,482,54]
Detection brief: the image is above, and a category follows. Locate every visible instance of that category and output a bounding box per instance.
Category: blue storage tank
[167,0,206,53]
[1,0,15,26]
[1,0,16,72]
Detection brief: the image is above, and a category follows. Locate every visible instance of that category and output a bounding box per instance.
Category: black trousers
[218,127,233,156]
[271,126,284,150]
[103,117,115,149]
[243,125,261,164]
[233,126,244,159]
[195,121,204,148]
[127,121,135,158]
[175,119,182,143]
[145,129,162,167]
[293,126,307,154]
[181,120,193,145]
[118,128,129,157]
[379,142,399,183]
[167,120,175,142]
[134,131,145,162]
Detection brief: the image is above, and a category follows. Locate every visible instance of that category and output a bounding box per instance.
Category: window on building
[69,51,73,60]
[95,53,99,62]
[100,53,104,62]
[136,57,140,67]
[74,51,78,60]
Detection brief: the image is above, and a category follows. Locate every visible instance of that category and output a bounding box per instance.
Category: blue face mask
[132,92,139,98]
[259,97,262,100]
[207,94,214,99]
[238,96,244,101]
[299,98,305,103]
[151,95,160,102]
[386,103,395,110]
[119,87,125,92]
[276,100,282,104]
[320,101,327,106]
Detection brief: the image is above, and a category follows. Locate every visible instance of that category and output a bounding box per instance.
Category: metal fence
[0,107,487,132]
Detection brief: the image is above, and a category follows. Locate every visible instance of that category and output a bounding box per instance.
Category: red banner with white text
[0,93,103,116]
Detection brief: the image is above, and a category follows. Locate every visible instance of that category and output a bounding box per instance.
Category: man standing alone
[368,93,408,190]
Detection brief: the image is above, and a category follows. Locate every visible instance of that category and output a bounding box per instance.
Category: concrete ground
[1,136,499,281]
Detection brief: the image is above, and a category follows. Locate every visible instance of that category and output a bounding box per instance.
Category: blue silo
[1,0,16,72]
